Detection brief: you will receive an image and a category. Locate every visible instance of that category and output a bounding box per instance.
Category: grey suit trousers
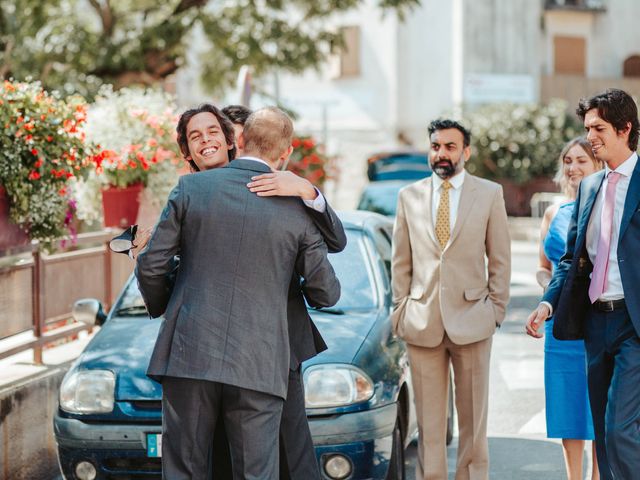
[161,376,283,480]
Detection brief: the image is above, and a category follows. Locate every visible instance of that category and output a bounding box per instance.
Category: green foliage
[0,0,419,97]
[462,100,581,184]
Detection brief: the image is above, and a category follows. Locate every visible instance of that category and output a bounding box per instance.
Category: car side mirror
[72,298,107,327]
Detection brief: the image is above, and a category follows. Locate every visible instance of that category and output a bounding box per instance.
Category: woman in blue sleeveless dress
[536,137,603,480]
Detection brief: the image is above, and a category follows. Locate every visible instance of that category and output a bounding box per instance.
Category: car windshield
[321,229,377,310]
[115,228,377,316]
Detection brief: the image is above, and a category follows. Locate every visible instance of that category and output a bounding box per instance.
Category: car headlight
[59,370,115,414]
[304,364,374,408]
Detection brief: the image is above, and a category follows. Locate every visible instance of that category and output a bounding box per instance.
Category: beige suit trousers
[408,335,492,480]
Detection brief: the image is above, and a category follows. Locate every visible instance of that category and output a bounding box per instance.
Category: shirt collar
[605,152,637,178]
[432,169,466,190]
[237,156,271,168]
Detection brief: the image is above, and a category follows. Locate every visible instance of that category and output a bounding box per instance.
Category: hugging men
[136,105,343,478]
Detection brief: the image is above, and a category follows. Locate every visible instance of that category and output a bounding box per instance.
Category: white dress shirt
[431,170,466,234]
[586,152,637,301]
[240,156,326,213]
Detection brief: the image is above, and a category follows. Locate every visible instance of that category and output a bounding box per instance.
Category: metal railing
[0,230,133,363]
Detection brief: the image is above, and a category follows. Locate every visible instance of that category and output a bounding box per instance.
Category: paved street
[403,242,596,479]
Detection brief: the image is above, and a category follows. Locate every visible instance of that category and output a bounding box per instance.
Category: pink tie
[589,172,621,303]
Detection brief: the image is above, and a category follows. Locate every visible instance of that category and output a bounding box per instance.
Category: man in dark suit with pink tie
[527,89,640,479]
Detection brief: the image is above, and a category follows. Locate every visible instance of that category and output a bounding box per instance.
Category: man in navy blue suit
[526,88,640,479]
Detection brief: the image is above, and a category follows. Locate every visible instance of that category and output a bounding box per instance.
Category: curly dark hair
[176,104,237,171]
[427,119,471,147]
[576,88,640,151]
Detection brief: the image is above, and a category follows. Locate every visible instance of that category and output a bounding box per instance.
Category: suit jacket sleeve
[135,179,185,318]
[305,201,347,253]
[542,183,581,309]
[295,222,341,308]
[391,190,412,307]
[486,185,511,324]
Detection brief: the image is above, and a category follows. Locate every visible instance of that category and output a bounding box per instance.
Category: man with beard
[391,119,511,480]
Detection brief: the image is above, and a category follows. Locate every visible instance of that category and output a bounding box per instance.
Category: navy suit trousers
[584,305,640,480]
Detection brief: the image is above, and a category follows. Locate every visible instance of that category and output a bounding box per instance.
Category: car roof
[361,179,415,193]
[338,209,393,230]
[366,150,428,163]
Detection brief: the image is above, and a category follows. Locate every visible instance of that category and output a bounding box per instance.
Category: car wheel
[446,381,454,446]
[386,416,405,480]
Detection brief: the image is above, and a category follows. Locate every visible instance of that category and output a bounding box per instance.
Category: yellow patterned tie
[436,180,452,249]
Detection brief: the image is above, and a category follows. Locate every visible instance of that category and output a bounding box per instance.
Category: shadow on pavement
[405,436,568,480]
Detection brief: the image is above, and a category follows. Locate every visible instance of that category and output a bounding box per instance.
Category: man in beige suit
[392,119,511,480]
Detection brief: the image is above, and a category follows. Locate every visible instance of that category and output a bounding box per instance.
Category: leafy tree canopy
[0,0,419,98]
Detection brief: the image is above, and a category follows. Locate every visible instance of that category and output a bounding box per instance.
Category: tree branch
[87,0,115,37]
[174,0,208,15]
[0,38,14,79]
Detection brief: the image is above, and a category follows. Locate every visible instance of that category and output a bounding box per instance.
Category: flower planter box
[497,177,559,216]
[0,186,29,252]
[101,183,143,228]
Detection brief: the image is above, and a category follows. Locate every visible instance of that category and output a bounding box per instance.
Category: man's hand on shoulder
[247,171,318,200]
[525,303,551,339]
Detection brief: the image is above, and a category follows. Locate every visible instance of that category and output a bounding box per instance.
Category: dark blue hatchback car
[54,211,453,480]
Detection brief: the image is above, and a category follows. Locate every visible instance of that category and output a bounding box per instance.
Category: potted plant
[287,136,331,188]
[0,80,94,251]
[80,86,183,228]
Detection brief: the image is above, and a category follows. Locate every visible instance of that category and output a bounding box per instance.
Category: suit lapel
[619,160,640,241]
[575,171,604,253]
[448,175,477,248]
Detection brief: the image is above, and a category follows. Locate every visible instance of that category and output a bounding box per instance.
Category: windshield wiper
[114,305,149,316]
[310,306,345,315]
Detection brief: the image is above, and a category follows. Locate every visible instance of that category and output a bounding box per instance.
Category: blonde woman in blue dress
[534,137,603,480]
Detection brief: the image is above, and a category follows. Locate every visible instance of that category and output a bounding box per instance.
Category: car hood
[304,308,379,367]
[77,316,162,401]
[75,308,381,400]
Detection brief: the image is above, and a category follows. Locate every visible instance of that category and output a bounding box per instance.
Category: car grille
[104,457,161,476]
[130,400,162,410]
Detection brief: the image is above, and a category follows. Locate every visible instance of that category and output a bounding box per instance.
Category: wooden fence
[0,230,133,363]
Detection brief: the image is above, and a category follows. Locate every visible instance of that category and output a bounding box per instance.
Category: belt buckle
[600,300,614,312]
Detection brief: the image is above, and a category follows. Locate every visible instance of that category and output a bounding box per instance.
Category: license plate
[147,433,162,457]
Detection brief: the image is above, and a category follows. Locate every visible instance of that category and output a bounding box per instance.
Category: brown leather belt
[593,299,626,312]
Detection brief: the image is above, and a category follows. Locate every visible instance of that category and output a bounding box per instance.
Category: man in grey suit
[221,105,347,479]
[136,106,341,479]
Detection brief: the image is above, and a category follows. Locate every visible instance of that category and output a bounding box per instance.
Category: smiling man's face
[584,108,632,168]
[186,112,233,171]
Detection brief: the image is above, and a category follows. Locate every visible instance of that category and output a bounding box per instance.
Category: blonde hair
[553,137,603,196]
[242,107,293,163]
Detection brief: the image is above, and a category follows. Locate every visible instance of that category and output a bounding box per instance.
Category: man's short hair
[176,104,237,164]
[428,119,471,148]
[222,105,252,126]
[576,88,640,151]
[242,107,293,162]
